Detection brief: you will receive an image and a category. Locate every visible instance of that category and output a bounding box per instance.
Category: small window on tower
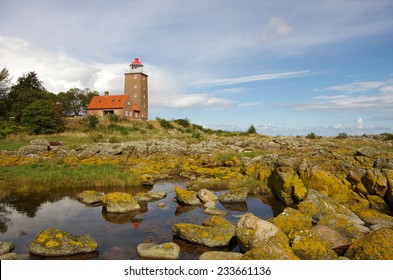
[127,101,130,106]
[134,85,137,89]
[134,76,137,80]
[134,94,137,98]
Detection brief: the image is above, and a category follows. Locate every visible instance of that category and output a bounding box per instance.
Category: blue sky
[1,0,393,135]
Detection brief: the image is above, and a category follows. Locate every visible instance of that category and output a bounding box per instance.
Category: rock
[384,169,393,209]
[199,251,243,260]
[19,139,50,156]
[218,187,248,204]
[242,247,299,260]
[361,168,388,197]
[345,228,393,260]
[137,242,180,260]
[157,203,167,208]
[204,207,228,216]
[373,158,393,170]
[270,207,312,235]
[29,228,98,257]
[349,207,393,229]
[173,216,235,247]
[308,225,351,255]
[0,241,14,255]
[318,214,369,240]
[76,190,104,205]
[140,174,154,186]
[235,213,291,254]
[197,189,218,203]
[268,167,307,205]
[297,189,363,224]
[367,195,389,211]
[0,252,19,260]
[175,186,202,206]
[290,229,338,260]
[356,146,379,158]
[172,223,234,247]
[204,201,216,208]
[102,192,141,213]
[135,191,167,202]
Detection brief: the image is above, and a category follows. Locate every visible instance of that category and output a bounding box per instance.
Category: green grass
[0,161,140,193]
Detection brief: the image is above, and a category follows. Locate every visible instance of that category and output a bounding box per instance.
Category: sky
[0,0,393,136]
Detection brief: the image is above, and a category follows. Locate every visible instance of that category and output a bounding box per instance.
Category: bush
[107,124,129,135]
[174,118,190,128]
[157,118,174,129]
[336,132,348,139]
[107,114,119,123]
[80,115,99,130]
[306,132,318,139]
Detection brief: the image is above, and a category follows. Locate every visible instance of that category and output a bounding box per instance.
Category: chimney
[104,91,109,97]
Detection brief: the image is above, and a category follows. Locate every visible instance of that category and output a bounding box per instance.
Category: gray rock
[77,190,104,205]
[175,186,202,206]
[309,225,351,255]
[204,207,228,216]
[102,192,141,213]
[19,139,50,156]
[356,146,379,158]
[137,242,180,260]
[0,253,19,260]
[135,191,167,202]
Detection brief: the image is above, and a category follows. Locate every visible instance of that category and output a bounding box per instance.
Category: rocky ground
[1,134,393,259]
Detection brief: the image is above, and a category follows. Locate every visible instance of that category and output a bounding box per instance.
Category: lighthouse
[124,57,148,120]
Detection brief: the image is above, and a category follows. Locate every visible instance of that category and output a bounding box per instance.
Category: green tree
[247,124,257,134]
[8,72,55,122]
[57,88,98,116]
[0,68,11,119]
[20,100,65,134]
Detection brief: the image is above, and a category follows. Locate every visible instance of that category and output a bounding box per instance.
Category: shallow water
[0,182,277,259]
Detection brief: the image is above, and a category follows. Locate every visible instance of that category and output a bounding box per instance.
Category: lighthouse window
[134,85,137,89]
[134,94,137,98]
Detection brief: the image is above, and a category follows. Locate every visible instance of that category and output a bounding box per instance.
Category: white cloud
[191,70,311,87]
[260,17,295,44]
[334,123,344,129]
[356,117,364,129]
[327,81,387,93]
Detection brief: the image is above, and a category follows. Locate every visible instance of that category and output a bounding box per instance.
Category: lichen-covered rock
[76,190,104,205]
[308,225,350,255]
[140,174,154,186]
[345,228,393,260]
[318,214,369,240]
[175,186,202,206]
[242,247,299,260]
[297,189,363,224]
[349,207,393,229]
[29,228,98,257]
[204,207,228,216]
[219,187,248,204]
[384,169,393,209]
[172,223,234,247]
[268,167,307,205]
[135,191,167,202]
[235,213,290,253]
[137,242,180,260]
[0,241,14,255]
[356,146,379,158]
[19,139,50,156]
[102,192,141,213]
[202,215,236,234]
[197,189,218,203]
[199,251,243,260]
[271,207,312,235]
[290,229,338,260]
[361,168,388,197]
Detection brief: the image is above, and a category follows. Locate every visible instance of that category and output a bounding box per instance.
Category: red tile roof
[132,104,140,111]
[87,95,129,110]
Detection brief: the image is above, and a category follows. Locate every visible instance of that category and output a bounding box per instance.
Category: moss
[45,240,60,248]
[102,192,133,204]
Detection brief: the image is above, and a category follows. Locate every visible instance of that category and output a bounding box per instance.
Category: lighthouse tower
[124,57,148,120]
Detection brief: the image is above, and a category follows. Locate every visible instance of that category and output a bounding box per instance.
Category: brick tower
[124,57,148,120]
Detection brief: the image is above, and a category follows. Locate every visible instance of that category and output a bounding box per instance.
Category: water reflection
[0,181,276,260]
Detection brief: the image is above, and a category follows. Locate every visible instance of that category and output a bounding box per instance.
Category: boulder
[383,169,393,209]
[318,214,369,240]
[290,229,337,260]
[268,167,307,205]
[345,228,393,260]
[76,190,104,205]
[204,207,228,216]
[140,174,154,186]
[29,228,98,257]
[308,225,351,255]
[0,253,19,260]
[270,207,312,235]
[19,139,50,156]
[235,213,291,254]
[199,251,243,260]
[197,189,218,203]
[172,223,234,247]
[218,187,248,204]
[102,192,141,213]
[349,207,393,229]
[373,158,393,170]
[297,189,363,224]
[173,216,235,247]
[361,168,388,197]
[175,186,202,206]
[356,146,379,158]
[137,242,180,260]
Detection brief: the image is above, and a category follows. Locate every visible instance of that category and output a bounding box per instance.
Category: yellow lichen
[45,240,60,248]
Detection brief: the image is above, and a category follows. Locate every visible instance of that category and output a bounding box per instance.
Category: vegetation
[306,132,318,139]
[336,132,348,139]
[247,124,257,134]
